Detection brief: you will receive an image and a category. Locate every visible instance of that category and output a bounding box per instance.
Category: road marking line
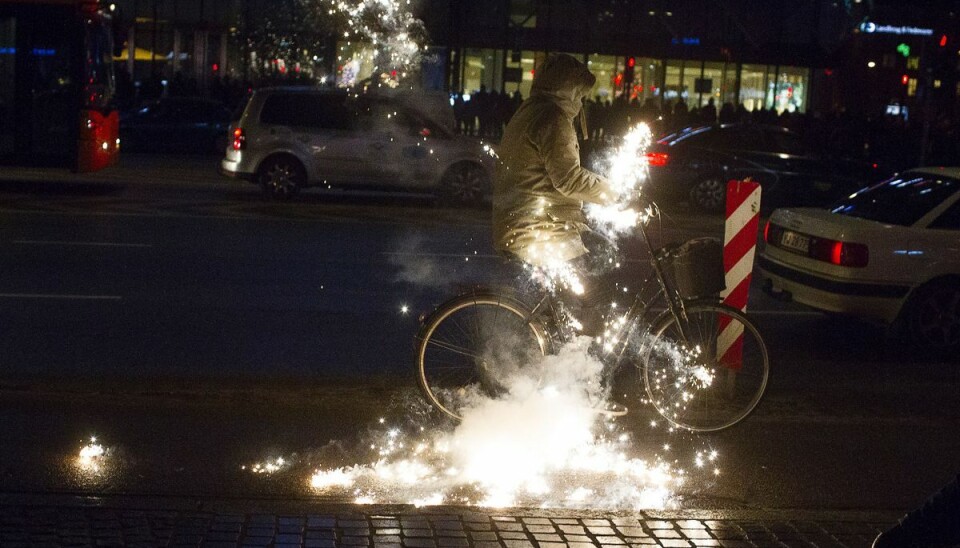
[747,309,822,316]
[380,251,501,259]
[12,240,152,248]
[0,293,122,300]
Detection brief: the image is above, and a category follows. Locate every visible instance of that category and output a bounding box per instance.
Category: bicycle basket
[656,237,725,299]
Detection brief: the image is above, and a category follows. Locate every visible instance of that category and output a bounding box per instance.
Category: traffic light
[623,56,635,87]
[939,34,948,48]
[901,74,909,85]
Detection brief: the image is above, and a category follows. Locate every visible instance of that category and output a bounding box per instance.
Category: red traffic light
[901,74,909,85]
[939,34,948,47]
[627,57,635,68]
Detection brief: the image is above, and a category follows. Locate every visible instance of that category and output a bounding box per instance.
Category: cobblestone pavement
[0,495,899,548]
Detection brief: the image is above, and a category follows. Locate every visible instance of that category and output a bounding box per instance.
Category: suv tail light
[232,127,245,151]
[646,152,669,167]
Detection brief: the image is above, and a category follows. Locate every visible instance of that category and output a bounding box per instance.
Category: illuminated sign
[859,21,934,36]
[671,37,701,46]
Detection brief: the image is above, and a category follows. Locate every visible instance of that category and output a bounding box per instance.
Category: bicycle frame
[515,218,694,367]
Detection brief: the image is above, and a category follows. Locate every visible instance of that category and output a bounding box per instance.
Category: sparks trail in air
[327,0,428,88]
[586,123,655,240]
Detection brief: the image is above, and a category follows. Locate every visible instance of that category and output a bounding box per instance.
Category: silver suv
[220,87,495,204]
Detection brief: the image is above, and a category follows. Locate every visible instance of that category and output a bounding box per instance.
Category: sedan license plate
[780,230,810,254]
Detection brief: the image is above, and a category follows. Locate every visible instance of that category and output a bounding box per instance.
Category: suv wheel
[905,280,960,356]
[259,156,306,199]
[689,176,726,212]
[439,163,488,206]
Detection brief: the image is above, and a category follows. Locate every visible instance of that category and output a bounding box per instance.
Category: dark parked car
[643,124,882,213]
[120,97,232,154]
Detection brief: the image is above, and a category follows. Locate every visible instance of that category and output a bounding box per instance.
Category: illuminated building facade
[108,0,958,118]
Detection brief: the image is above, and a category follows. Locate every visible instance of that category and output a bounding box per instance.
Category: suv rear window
[830,173,959,226]
[259,92,353,130]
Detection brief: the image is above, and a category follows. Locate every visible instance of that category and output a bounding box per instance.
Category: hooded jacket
[492,54,613,266]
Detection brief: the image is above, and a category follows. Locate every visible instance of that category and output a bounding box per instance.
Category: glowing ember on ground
[76,436,107,473]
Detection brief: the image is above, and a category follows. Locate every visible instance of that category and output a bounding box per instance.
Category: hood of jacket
[529,53,596,120]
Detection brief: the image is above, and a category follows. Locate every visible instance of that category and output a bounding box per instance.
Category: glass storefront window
[722,63,738,107]
[460,48,502,95]
[767,66,809,113]
[739,64,768,112]
[516,51,536,99]
[679,60,700,110]
[586,54,618,101]
[663,61,684,108]
[699,61,724,110]
[635,58,662,105]
[453,52,812,117]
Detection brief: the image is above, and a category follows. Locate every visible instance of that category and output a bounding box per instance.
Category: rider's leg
[573,231,624,338]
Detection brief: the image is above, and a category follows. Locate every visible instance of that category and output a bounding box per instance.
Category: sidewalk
[2,153,229,188]
[0,493,897,548]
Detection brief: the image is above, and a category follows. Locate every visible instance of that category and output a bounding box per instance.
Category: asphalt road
[0,158,958,517]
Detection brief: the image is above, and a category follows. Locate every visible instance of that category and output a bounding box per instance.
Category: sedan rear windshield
[830,173,959,226]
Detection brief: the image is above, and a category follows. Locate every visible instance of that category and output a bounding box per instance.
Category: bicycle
[413,202,769,432]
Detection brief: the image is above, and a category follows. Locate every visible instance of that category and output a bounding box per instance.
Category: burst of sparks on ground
[292,341,719,510]
[76,437,107,473]
[243,456,289,475]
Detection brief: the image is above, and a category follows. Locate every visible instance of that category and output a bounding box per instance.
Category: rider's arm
[535,108,614,205]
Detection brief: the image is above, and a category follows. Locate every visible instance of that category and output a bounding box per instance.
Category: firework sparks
[72,436,115,484]
[294,341,717,510]
[327,0,427,88]
[586,124,655,240]
[77,437,105,471]
[243,456,289,475]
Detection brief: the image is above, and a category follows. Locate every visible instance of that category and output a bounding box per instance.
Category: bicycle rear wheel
[415,292,549,420]
[642,301,769,432]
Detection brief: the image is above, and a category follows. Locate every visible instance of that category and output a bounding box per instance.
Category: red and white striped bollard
[718,179,762,369]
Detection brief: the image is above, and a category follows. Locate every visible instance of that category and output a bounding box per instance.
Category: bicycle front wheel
[643,301,769,432]
[415,292,549,420]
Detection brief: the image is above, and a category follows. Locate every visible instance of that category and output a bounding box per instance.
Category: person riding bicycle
[492,53,616,337]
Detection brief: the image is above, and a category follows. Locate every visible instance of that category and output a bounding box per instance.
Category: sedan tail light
[768,222,869,267]
[809,239,869,268]
[645,152,669,167]
[232,127,246,151]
